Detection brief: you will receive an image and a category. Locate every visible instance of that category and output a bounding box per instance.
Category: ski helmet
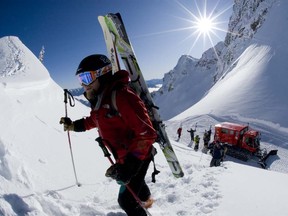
[76,54,112,86]
[76,54,111,75]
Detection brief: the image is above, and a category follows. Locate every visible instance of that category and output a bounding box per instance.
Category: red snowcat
[213,122,277,168]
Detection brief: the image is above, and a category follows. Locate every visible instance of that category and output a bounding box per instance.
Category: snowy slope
[0,36,107,215]
[154,0,288,125]
[173,1,288,129]
[153,49,220,120]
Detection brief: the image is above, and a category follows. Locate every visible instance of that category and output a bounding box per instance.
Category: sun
[191,1,218,36]
[174,0,233,56]
[132,0,232,58]
[195,17,215,34]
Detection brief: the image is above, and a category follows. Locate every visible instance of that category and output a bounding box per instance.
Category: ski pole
[95,136,114,165]
[63,89,81,187]
[95,137,152,216]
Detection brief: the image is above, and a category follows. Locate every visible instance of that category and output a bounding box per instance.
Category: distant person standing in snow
[210,141,225,167]
[202,127,212,153]
[203,130,210,148]
[59,54,157,215]
[187,128,196,147]
[177,126,182,141]
[194,135,200,151]
[207,128,212,142]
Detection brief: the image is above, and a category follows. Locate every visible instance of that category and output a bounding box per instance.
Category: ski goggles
[77,64,112,86]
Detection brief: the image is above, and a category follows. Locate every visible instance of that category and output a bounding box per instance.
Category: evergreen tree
[39,46,45,63]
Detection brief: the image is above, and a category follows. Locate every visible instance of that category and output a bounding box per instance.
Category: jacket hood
[111,70,130,87]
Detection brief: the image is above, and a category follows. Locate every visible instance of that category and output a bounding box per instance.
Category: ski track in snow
[0,149,226,216]
[147,154,225,216]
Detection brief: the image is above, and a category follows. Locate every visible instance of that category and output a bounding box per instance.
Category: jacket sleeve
[73,119,86,132]
[83,111,98,130]
[73,111,98,132]
[116,88,157,160]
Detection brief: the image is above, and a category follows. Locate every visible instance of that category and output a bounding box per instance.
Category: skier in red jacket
[177,126,182,141]
[60,54,157,215]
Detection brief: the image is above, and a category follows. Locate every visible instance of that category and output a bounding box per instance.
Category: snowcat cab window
[245,137,257,148]
[230,130,234,135]
[245,137,252,146]
[221,128,228,134]
[255,137,260,148]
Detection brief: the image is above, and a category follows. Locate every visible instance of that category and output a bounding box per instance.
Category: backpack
[109,89,160,183]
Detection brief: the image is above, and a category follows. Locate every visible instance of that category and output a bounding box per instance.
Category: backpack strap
[110,90,120,116]
[103,89,120,118]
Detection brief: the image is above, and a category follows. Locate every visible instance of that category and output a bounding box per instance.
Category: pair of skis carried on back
[98,13,184,178]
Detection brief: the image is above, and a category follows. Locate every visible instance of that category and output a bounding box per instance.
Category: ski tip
[98,16,104,22]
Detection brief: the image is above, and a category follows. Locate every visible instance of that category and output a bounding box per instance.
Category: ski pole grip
[64,89,75,107]
[64,89,68,104]
[95,137,111,158]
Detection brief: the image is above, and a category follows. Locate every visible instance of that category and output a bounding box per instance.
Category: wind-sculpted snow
[0,37,25,77]
[0,139,12,180]
[0,36,50,89]
[3,194,32,216]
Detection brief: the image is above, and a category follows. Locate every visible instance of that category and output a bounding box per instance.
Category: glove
[105,154,143,185]
[59,117,74,131]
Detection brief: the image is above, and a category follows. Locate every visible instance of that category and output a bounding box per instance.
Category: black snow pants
[118,158,151,216]
[210,158,221,167]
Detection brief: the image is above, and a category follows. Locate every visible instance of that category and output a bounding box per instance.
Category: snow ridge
[0,36,25,77]
[0,36,51,90]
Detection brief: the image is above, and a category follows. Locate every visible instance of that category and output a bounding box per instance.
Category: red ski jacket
[80,71,157,163]
[177,127,182,135]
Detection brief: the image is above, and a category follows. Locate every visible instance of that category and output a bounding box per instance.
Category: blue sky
[1,0,233,89]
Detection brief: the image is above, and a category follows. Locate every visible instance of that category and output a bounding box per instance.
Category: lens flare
[196,17,215,34]
[175,0,233,57]
[131,0,233,59]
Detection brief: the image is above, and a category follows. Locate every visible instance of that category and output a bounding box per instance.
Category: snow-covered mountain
[146,79,162,89]
[1,0,288,215]
[154,0,288,127]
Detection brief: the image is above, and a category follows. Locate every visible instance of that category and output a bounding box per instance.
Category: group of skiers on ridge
[177,125,227,167]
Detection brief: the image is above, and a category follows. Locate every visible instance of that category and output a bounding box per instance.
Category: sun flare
[134,1,232,58]
[173,0,232,56]
[196,17,215,34]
